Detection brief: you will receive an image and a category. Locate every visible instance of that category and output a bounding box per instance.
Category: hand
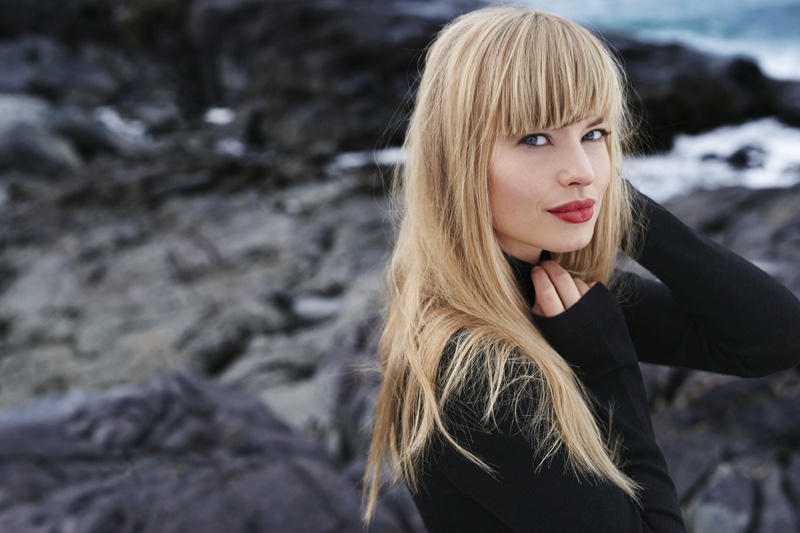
[531,261,595,317]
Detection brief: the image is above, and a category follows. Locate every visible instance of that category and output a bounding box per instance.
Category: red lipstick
[547,199,595,223]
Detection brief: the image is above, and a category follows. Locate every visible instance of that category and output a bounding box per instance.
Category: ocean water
[523,0,800,80]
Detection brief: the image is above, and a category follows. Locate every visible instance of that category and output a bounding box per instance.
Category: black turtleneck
[411,192,800,532]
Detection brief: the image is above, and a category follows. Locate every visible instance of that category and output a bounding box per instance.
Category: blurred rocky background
[0,0,799,531]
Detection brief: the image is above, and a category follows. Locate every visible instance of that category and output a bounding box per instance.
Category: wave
[627,118,800,201]
[524,0,800,80]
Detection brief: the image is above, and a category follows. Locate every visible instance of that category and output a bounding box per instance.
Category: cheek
[490,177,524,209]
[489,176,542,232]
[489,157,543,208]
[599,168,612,195]
[593,152,613,194]
[488,163,516,213]
[595,165,613,219]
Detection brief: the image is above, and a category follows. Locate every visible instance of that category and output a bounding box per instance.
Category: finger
[539,261,582,309]
[531,265,565,317]
[573,277,591,297]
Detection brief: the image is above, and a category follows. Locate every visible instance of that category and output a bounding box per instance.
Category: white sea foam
[93,107,148,139]
[204,107,236,125]
[626,118,800,202]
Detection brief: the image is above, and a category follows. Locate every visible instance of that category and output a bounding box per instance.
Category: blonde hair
[364,5,640,521]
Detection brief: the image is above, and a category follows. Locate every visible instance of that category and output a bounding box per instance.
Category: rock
[665,183,800,292]
[165,235,224,282]
[686,467,757,533]
[183,0,483,150]
[0,372,422,532]
[220,270,383,456]
[0,38,41,93]
[0,0,116,43]
[0,93,51,135]
[659,370,800,453]
[290,292,345,323]
[726,144,766,170]
[319,312,384,462]
[0,259,17,297]
[0,36,120,106]
[715,376,800,450]
[658,431,726,502]
[0,94,132,177]
[177,309,259,375]
[638,362,680,407]
[786,453,800,504]
[755,465,798,533]
[26,51,119,106]
[775,80,800,126]
[0,122,82,177]
[128,100,184,134]
[344,458,426,533]
[605,34,790,151]
[0,344,83,411]
[48,107,129,158]
[662,185,768,235]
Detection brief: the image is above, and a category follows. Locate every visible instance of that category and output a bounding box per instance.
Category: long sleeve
[619,192,800,376]
[535,284,685,532]
[413,285,685,532]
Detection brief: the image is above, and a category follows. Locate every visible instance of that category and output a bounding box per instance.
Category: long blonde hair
[364,5,640,520]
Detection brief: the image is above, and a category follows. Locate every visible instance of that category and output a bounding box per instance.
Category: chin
[548,232,595,254]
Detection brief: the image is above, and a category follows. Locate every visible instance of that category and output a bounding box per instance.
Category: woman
[364,6,800,532]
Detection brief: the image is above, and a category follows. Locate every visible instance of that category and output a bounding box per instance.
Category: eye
[520,134,549,146]
[583,129,609,142]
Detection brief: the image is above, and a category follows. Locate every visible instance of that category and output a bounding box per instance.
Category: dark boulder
[774,80,800,126]
[686,469,757,533]
[0,372,422,532]
[183,0,479,151]
[605,34,798,152]
[0,122,82,178]
[0,0,116,43]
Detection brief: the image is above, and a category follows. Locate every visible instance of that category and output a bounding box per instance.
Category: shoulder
[437,333,541,438]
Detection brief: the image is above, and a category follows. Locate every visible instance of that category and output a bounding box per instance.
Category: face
[488,116,612,264]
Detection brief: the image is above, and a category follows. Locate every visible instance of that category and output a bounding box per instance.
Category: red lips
[547,199,595,223]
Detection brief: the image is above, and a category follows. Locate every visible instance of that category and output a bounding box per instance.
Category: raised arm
[618,192,800,376]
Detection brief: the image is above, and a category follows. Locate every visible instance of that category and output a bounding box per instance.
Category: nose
[557,142,596,187]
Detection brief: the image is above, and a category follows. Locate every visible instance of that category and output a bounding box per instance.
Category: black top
[411,193,800,532]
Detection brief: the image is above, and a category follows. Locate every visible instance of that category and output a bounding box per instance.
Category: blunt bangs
[490,13,623,137]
